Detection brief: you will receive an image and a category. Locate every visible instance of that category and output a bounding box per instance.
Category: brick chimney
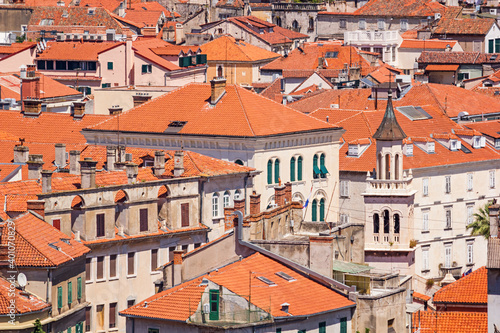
[54,143,66,168]
[173,151,184,177]
[69,150,81,175]
[132,93,152,107]
[79,158,97,189]
[13,145,29,163]
[210,78,226,105]
[106,146,117,171]
[27,200,45,217]
[172,249,184,286]
[23,99,42,116]
[489,201,500,238]
[249,192,261,215]
[108,105,123,115]
[224,206,235,231]
[21,64,40,106]
[72,101,86,118]
[274,185,286,207]
[27,154,44,179]
[142,26,157,37]
[234,198,245,215]
[126,163,138,184]
[41,170,52,193]
[284,182,292,204]
[154,150,165,177]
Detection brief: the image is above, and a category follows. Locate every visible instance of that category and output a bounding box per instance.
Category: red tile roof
[118,10,164,28]
[466,120,500,138]
[0,276,51,315]
[133,38,180,71]
[121,252,355,321]
[0,212,90,267]
[0,73,82,100]
[86,83,339,137]
[418,51,500,64]
[433,266,487,305]
[201,35,280,62]
[425,64,459,71]
[411,311,487,333]
[413,291,431,302]
[434,7,495,35]
[129,1,179,18]
[353,0,445,17]
[36,41,123,61]
[399,39,457,50]
[0,42,36,56]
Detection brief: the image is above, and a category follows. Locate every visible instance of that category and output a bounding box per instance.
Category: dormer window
[405,144,413,156]
[495,138,500,149]
[269,27,274,33]
[473,136,485,148]
[348,145,358,156]
[450,140,458,151]
[428,142,435,153]
[259,28,264,34]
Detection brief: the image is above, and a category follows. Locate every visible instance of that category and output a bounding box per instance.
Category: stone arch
[385,153,391,180]
[292,192,304,205]
[266,195,276,209]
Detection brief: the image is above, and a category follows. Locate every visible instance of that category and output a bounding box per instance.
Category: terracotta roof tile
[0,73,82,100]
[354,0,445,17]
[399,39,457,49]
[133,38,180,71]
[201,36,280,62]
[433,266,487,305]
[413,291,431,302]
[425,64,459,71]
[411,311,487,333]
[0,276,51,315]
[418,51,500,64]
[37,41,123,61]
[466,120,500,138]
[434,7,495,35]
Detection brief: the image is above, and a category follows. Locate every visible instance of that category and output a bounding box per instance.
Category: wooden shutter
[109,303,117,328]
[140,208,148,232]
[319,198,325,222]
[77,277,82,300]
[274,159,280,184]
[57,286,63,309]
[109,255,116,278]
[85,307,91,331]
[96,305,104,330]
[85,258,91,281]
[340,317,347,333]
[181,203,189,227]
[96,214,105,237]
[96,256,104,280]
[68,281,72,305]
[52,219,61,230]
[151,249,158,271]
[290,157,295,182]
[267,160,273,184]
[312,200,317,222]
[297,156,302,181]
[209,290,220,320]
[127,253,135,275]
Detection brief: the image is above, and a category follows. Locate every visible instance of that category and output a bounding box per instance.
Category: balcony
[344,30,399,45]
[273,2,322,11]
[363,176,416,197]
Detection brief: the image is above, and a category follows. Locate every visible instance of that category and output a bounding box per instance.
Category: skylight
[275,271,296,282]
[325,51,338,58]
[396,106,432,121]
[257,276,276,286]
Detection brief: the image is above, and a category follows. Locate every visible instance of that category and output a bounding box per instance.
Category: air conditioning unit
[97,35,104,40]
[82,35,89,40]
[56,33,64,41]
[73,34,81,40]
[90,35,96,40]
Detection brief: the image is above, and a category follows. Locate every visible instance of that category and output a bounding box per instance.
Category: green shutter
[319,322,326,333]
[290,157,296,182]
[107,62,113,70]
[77,277,82,300]
[209,289,219,320]
[57,286,63,309]
[319,198,325,222]
[75,322,83,333]
[68,281,72,305]
[196,54,207,64]
[297,156,303,181]
[313,155,321,178]
[320,153,328,177]
[276,329,282,333]
[312,199,317,221]
[495,39,500,53]
[274,159,280,184]
[142,64,148,73]
[67,328,71,333]
[267,160,273,184]
[340,317,347,333]
[489,39,495,53]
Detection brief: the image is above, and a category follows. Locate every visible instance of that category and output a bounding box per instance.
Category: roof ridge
[234,85,256,136]
[184,151,202,174]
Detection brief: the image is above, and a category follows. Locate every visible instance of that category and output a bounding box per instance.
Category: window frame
[96,256,105,281]
[467,204,474,225]
[142,64,152,74]
[340,180,349,198]
[57,286,63,309]
[107,61,113,70]
[109,302,117,329]
[212,193,220,218]
[223,191,231,208]
[467,173,473,191]
[467,242,474,264]
[422,247,430,271]
[96,213,105,238]
[422,178,429,196]
[127,252,136,277]
[68,281,72,305]
[422,209,429,232]
[151,248,158,272]
[139,208,148,232]
[445,176,451,194]
[490,170,496,188]
[77,277,82,300]
[445,207,452,229]
[109,254,118,279]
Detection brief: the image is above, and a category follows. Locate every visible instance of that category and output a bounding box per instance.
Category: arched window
[385,154,391,180]
[383,209,390,234]
[292,20,299,30]
[267,160,273,184]
[395,154,400,180]
[309,17,314,31]
[320,153,328,178]
[274,159,280,184]
[235,159,244,166]
[297,156,303,181]
[394,214,400,234]
[223,191,230,208]
[373,213,380,233]
[313,154,320,178]
[234,189,241,201]
[312,199,318,221]
[212,193,219,218]
[319,198,325,221]
[276,17,282,27]
[290,157,296,182]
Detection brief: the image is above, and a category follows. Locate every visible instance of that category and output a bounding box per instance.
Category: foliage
[467,202,490,239]
[16,35,26,43]
[409,239,417,248]
[426,279,434,288]
[33,319,46,333]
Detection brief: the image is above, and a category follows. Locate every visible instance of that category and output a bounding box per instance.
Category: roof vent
[281,302,290,313]
[257,276,276,286]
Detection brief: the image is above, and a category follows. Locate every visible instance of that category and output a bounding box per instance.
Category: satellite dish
[17,273,27,288]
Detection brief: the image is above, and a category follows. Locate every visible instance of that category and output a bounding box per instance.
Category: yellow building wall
[207,62,254,85]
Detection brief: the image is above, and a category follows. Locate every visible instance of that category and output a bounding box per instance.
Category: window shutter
[53,219,61,230]
[297,156,303,181]
[77,277,82,300]
[274,159,280,184]
[151,249,158,271]
[311,200,318,221]
[107,62,113,70]
[181,203,189,227]
[57,286,63,309]
[109,254,117,278]
[68,281,72,305]
[290,157,295,182]
[209,290,220,320]
[127,253,135,275]
[109,303,117,328]
[139,208,148,232]
[96,214,105,237]
[267,160,273,184]
[85,258,91,281]
[142,64,148,73]
[340,317,347,333]
[319,198,325,222]
[496,38,500,53]
[97,256,104,280]
[85,307,91,331]
[489,39,495,53]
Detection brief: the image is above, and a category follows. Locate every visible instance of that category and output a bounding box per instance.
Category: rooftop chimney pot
[69,150,81,175]
[173,151,184,177]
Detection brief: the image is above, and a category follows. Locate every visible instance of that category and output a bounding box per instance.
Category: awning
[425,64,459,72]
[313,164,321,176]
[320,164,329,175]
[332,260,373,274]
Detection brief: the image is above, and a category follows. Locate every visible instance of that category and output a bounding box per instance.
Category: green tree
[32,319,46,333]
[467,202,490,239]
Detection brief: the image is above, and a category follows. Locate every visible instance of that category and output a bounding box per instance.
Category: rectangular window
[467,242,474,264]
[107,62,113,70]
[85,306,91,331]
[319,321,326,333]
[56,60,66,70]
[52,218,61,230]
[127,252,135,276]
[85,258,92,281]
[400,19,408,31]
[96,304,104,331]
[340,180,349,197]
[422,210,429,232]
[127,299,135,308]
[77,277,82,300]
[109,254,117,278]
[76,322,83,333]
[151,249,158,272]
[38,60,46,70]
[46,60,54,70]
[445,176,451,193]
[340,18,347,29]
[96,213,105,238]
[467,173,473,191]
[140,208,148,232]
[489,39,495,53]
[209,289,220,320]
[423,178,429,196]
[57,286,63,309]
[68,281,72,305]
[496,38,500,53]
[340,213,349,224]
[445,244,452,268]
[142,64,152,74]
[359,19,366,30]
[96,256,104,280]
[445,208,452,229]
[148,329,159,333]
[490,170,496,188]
[340,317,347,333]
[181,203,189,227]
[101,83,111,88]
[377,19,385,30]
[422,247,429,270]
[495,139,500,149]
[109,302,117,328]
[467,205,474,225]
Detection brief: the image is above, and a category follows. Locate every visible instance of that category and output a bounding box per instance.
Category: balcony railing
[364,175,415,196]
[344,30,399,44]
[273,2,322,11]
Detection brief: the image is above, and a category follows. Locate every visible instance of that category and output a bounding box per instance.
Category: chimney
[224,206,235,231]
[210,78,226,105]
[318,57,324,69]
[54,143,66,168]
[79,158,97,189]
[274,185,286,207]
[309,236,334,276]
[72,101,86,118]
[126,163,138,184]
[69,150,81,175]
[172,249,184,286]
[13,145,29,163]
[21,64,41,108]
[108,105,123,115]
[174,151,184,177]
[141,26,157,37]
[154,151,165,177]
[23,99,42,116]
[41,170,52,193]
[27,154,44,179]
[249,191,261,215]
[26,200,45,218]
[106,146,117,171]
[132,93,152,107]
[234,198,245,215]
[284,182,292,204]
[489,201,500,238]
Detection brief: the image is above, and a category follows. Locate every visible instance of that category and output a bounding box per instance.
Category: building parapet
[344,30,399,44]
[363,176,416,197]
